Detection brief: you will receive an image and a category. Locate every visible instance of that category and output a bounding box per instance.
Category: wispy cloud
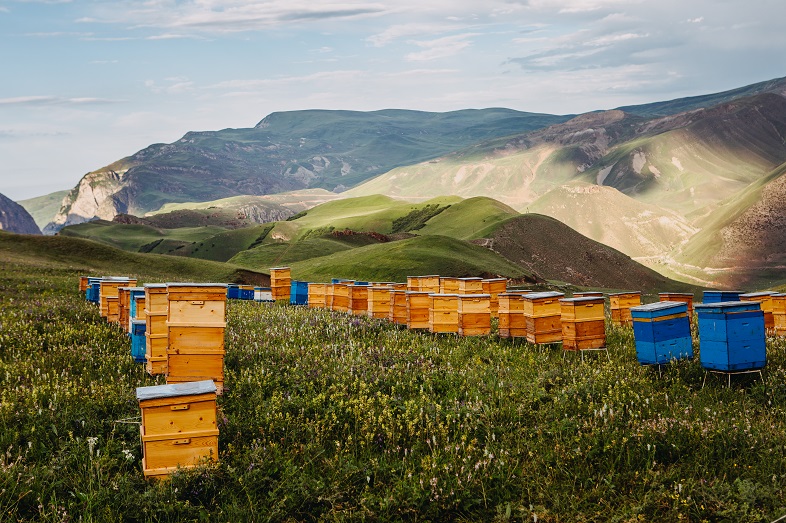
[367,22,465,47]
[405,33,479,61]
[0,96,123,106]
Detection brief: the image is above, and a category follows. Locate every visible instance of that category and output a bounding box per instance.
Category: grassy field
[2,238,786,521]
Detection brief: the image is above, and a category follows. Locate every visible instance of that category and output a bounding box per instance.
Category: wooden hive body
[560,297,606,351]
[773,294,786,336]
[702,290,743,304]
[367,286,392,318]
[390,290,408,325]
[331,283,350,312]
[573,291,603,298]
[457,294,491,336]
[307,283,327,309]
[106,296,120,324]
[498,292,529,338]
[482,278,507,318]
[658,293,694,316]
[439,277,460,294]
[631,302,692,365]
[324,284,335,310]
[406,291,431,330]
[429,294,459,334]
[118,287,132,332]
[349,285,369,316]
[136,380,218,479]
[99,278,136,318]
[145,285,169,375]
[523,291,564,344]
[134,296,147,321]
[79,276,90,293]
[289,281,308,305]
[407,275,440,293]
[696,301,766,371]
[269,267,292,301]
[740,292,777,334]
[457,277,484,295]
[609,292,642,326]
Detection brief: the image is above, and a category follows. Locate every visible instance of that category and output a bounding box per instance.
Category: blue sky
[1,0,785,201]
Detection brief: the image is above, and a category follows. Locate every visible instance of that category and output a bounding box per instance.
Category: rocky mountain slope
[0,193,42,235]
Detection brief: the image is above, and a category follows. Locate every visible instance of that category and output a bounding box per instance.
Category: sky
[1,0,785,201]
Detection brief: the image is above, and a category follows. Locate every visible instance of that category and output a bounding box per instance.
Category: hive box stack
[87,277,102,304]
[406,291,431,330]
[702,290,743,304]
[457,277,484,295]
[134,295,147,322]
[270,267,292,301]
[482,278,507,318]
[118,287,132,333]
[290,281,309,305]
[254,287,273,302]
[429,294,459,334]
[99,277,134,318]
[128,288,146,331]
[79,276,91,298]
[324,283,335,310]
[226,285,240,300]
[331,282,350,313]
[457,294,491,336]
[498,292,529,339]
[658,293,694,316]
[239,285,255,301]
[696,301,766,372]
[390,290,408,325]
[307,283,327,309]
[630,302,693,365]
[740,292,777,334]
[440,277,461,294]
[609,292,641,326]
[131,319,147,363]
[145,284,169,375]
[773,294,786,336]
[136,380,218,479]
[523,291,565,344]
[166,283,228,393]
[407,275,440,293]
[367,286,393,319]
[348,284,369,316]
[560,296,606,352]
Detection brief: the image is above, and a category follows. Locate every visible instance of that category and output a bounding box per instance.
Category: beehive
[740,292,777,334]
[523,291,565,344]
[239,285,255,301]
[392,282,407,291]
[702,290,743,304]
[87,277,102,303]
[608,292,641,326]
[99,278,136,318]
[290,281,309,305]
[307,283,327,309]
[498,292,529,339]
[367,286,392,318]
[772,294,786,336]
[106,296,120,324]
[131,319,147,363]
[79,276,90,293]
[134,295,147,321]
[254,287,273,302]
[270,267,292,301]
[439,277,461,294]
[406,291,431,330]
[136,380,218,479]
[429,294,459,334]
[696,301,766,371]
[457,294,491,336]
[128,288,146,327]
[457,277,484,295]
[407,275,440,293]
[560,297,606,351]
[631,301,692,365]
[390,290,408,325]
[331,282,350,313]
[145,284,169,376]
[482,278,507,318]
[325,284,335,310]
[166,283,227,393]
[118,287,132,332]
[658,293,694,316]
[573,291,603,298]
[349,284,369,316]
[226,285,241,300]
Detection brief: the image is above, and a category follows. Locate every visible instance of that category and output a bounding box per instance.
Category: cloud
[405,33,479,62]
[687,17,704,23]
[0,96,123,106]
[367,22,465,47]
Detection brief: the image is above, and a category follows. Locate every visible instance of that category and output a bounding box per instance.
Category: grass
[59,220,227,253]
[2,252,786,520]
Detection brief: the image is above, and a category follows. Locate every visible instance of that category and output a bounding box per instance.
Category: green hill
[18,189,70,229]
[59,220,227,253]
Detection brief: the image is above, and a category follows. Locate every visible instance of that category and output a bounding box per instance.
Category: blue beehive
[128,287,145,318]
[88,278,102,304]
[239,285,255,300]
[696,301,765,371]
[130,319,147,363]
[631,301,693,365]
[703,291,744,304]
[254,287,273,302]
[290,280,309,305]
[226,284,241,300]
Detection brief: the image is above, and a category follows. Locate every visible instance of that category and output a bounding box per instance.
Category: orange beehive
[457,277,484,295]
[406,291,431,330]
[390,290,408,325]
[609,292,641,326]
[658,293,694,316]
[134,295,147,321]
[349,285,369,316]
[482,278,507,318]
[439,277,461,294]
[136,380,218,479]
[166,283,227,393]
[269,267,292,301]
[429,294,459,334]
[324,283,335,310]
[99,278,136,318]
[367,286,392,319]
[308,283,327,309]
[79,276,90,292]
[407,275,440,293]
[331,282,350,313]
[106,296,120,324]
[392,282,407,291]
[498,292,530,339]
[523,291,565,344]
[457,294,491,336]
[118,287,132,332]
[772,294,786,336]
[740,292,777,334]
[560,297,606,351]
[145,284,169,375]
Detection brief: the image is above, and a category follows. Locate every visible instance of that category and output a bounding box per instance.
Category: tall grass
[1,260,786,521]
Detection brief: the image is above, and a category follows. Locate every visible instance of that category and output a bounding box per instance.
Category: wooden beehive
[166,283,227,393]
[740,292,777,334]
[367,286,392,318]
[702,290,744,303]
[457,277,484,295]
[118,287,131,333]
[79,276,90,293]
[573,291,603,298]
[772,294,786,336]
[609,292,641,326]
[523,291,565,344]
[407,275,440,293]
[99,278,136,318]
[439,277,461,294]
[457,294,491,336]
[696,301,766,371]
[106,296,120,324]
[406,291,431,330]
[269,267,292,301]
[482,278,507,318]
[497,292,529,339]
[560,297,606,351]
[136,380,218,479]
[390,290,408,325]
[331,282,350,313]
[658,292,694,316]
[349,284,369,316]
[134,295,147,320]
[145,284,169,376]
[429,294,459,334]
[307,283,327,309]
[631,302,692,365]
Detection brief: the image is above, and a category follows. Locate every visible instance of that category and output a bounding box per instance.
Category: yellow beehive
[324,283,335,310]
[740,292,777,334]
[406,291,431,330]
[772,294,786,336]
[482,278,507,318]
[457,277,484,295]
[658,292,694,316]
[429,294,459,334]
[145,283,169,375]
[331,282,350,313]
[349,285,369,316]
[392,282,407,291]
[407,275,441,293]
[308,283,327,309]
[497,292,529,338]
[573,291,603,298]
[269,267,292,301]
[439,277,461,294]
[106,296,120,324]
[99,278,136,318]
[390,290,408,325]
[79,276,90,292]
[560,297,606,351]
[134,296,147,321]
[523,291,565,344]
[136,380,218,479]
[165,283,227,393]
[609,292,642,326]
[457,294,491,336]
[367,286,392,319]
[118,287,132,333]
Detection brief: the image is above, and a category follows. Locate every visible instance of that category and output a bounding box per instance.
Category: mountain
[18,189,70,229]
[0,193,42,235]
[45,109,570,233]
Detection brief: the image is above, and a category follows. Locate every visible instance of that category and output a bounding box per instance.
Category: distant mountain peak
[0,193,42,235]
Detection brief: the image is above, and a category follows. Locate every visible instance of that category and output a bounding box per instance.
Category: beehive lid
[458,293,491,299]
[166,282,228,288]
[631,301,688,313]
[523,291,564,300]
[136,379,216,401]
[457,277,483,281]
[128,287,145,292]
[658,292,693,297]
[145,283,167,289]
[608,291,641,296]
[102,276,132,280]
[131,319,146,326]
[560,296,604,304]
[695,301,761,313]
[740,291,777,298]
[405,291,432,295]
[430,293,460,297]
